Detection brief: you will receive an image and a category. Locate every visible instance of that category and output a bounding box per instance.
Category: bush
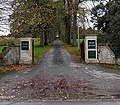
[98,32,108,44]
[0,37,20,46]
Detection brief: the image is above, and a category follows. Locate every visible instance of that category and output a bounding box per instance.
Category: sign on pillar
[19,37,33,64]
[84,34,98,63]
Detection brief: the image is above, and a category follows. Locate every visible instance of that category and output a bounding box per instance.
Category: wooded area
[91,0,120,57]
[0,0,120,57]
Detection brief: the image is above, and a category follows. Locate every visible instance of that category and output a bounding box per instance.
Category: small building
[98,44,115,64]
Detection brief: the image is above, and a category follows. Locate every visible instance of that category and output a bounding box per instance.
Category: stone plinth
[84,34,98,63]
[19,37,33,64]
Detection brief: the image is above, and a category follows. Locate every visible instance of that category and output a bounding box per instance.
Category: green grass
[0,38,51,74]
[0,38,20,46]
[0,37,19,54]
[0,37,51,64]
[62,42,80,62]
[0,46,7,54]
[34,39,51,64]
[100,64,120,72]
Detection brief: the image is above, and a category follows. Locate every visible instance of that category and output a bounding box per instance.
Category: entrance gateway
[19,37,34,64]
[84,34,98,63]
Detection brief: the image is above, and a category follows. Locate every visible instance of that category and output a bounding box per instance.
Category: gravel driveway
[0,40,120,101]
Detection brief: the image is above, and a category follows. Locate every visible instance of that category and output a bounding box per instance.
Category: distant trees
[64,0,80,46]
[64,0,103,46]
[10,0,65,46]
[9,0,109,47]
[91,0,120,57]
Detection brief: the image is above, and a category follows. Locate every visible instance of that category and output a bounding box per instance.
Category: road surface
[0,40,120,103]
[0,101,120,105]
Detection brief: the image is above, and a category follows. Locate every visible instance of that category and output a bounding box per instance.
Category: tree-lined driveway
[0,40,120,101]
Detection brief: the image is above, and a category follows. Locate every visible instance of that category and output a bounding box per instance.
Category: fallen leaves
[0,73,120,100]
[1,74,96,100]
[0,65,32,74]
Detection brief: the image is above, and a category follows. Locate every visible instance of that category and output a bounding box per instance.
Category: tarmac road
[0,40,120,102]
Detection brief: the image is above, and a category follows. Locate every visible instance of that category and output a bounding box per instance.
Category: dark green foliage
[97,32,107,44]
[91,2,106,30]
[91,0,120,57]
[10,0,65,46]
[10,0,55,37]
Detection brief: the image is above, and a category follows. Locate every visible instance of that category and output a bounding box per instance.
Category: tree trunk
[72,12,77,46]
[71,0,77,46]
[65,15,71,44]
[44,32,48,45]
[40,33,44,47]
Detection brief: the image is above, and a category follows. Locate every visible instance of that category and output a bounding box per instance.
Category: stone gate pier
[19,37,34,64]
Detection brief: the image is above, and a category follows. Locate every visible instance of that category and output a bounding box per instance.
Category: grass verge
[0,38,52,74]
[62,42,120,72]
[0,46,6,54]
[34,44,51,64]
[100,64,120,72]
[62,42,80,62]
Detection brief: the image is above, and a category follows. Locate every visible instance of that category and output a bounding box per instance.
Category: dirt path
[0,40,120,101]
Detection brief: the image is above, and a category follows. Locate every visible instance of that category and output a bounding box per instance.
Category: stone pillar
[84,34,98,63]
[19,37,33,64]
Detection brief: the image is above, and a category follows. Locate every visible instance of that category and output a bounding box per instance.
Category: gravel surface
[0,40,120,101]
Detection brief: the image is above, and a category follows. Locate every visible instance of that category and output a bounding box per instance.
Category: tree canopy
[10,0,66,46]
[10,0,114,47]
[91,0,120,57]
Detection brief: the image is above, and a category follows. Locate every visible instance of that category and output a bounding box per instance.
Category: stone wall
[19,38,33,64]
[98,45,115,64]
[2,46,20,65]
